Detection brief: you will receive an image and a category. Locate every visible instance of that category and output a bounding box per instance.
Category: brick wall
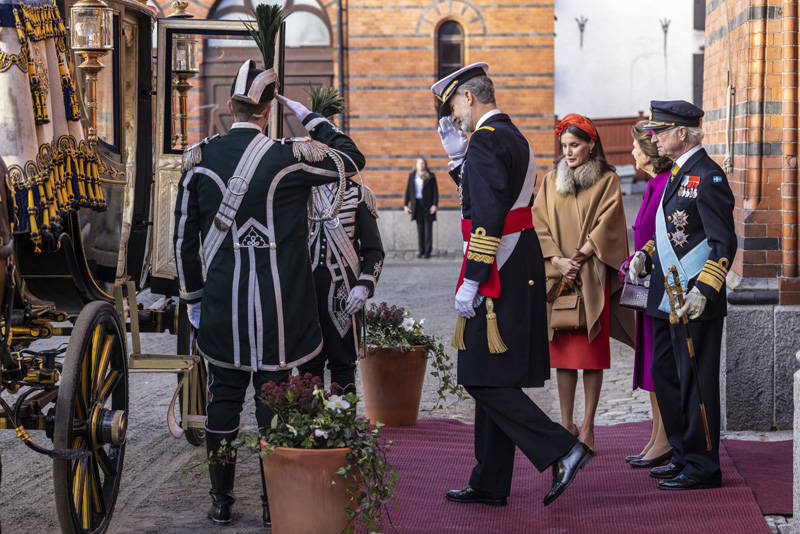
[703,0,800,303]
[344,0,555,208]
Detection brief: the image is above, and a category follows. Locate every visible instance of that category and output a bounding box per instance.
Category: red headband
[555,113,599,141]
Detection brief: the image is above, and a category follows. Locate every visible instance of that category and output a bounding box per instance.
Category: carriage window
[164,29,262,153]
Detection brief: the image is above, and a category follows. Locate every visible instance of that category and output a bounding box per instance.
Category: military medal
[670,228,688,247]
[672,210,688,227]
[680,176,700,198]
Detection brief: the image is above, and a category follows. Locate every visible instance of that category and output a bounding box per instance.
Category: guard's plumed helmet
[230,59,276,105]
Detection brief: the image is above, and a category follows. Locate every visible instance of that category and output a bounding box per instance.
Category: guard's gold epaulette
[181,134,220,172]
[281,136,328,163]
[360,184,378,218]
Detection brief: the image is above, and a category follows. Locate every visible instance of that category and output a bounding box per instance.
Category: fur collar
[554,158,603,196]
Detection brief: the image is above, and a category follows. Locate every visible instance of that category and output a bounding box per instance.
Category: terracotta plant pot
[360,345,428,426]
[261,445,355,534]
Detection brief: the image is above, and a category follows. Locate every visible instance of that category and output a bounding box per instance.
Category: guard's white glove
[455,279,479,319]
[187,302,201,330]
[628,251,648,284]
[345,285,369,315]
[438,117,468,162]
[677,287,707,320]
[276,94,310,122]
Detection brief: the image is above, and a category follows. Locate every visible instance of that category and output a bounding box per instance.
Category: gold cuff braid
[468,227,499,263]
[696,257,729,292]
[642,240,655,257]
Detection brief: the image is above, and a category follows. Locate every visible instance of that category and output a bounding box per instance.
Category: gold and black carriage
[0,0,282,531]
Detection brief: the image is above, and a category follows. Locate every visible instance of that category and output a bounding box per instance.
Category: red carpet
[379,419,771,534]
[721,438,792,515]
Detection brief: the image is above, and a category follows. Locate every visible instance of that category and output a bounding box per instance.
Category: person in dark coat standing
[404,157,439,258]
[432,62,592,508]
[629,100,737,490]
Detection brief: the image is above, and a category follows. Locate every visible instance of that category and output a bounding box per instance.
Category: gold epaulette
[467,227,500,264]
[642,239,655,257]
[697,257,729,292]
[361,184,378,218]
[181,134,219,172]
[476,125,495,132]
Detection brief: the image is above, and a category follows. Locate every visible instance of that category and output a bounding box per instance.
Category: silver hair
[457,75,496,104]
[685,126,705,145]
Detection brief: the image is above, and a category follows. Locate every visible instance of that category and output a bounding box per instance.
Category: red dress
[549,285,610,370]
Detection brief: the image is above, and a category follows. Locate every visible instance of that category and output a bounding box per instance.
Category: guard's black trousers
[464,386,577,498]
[651,317,722,484]
[205,363,290,434]
[299,268,357,394]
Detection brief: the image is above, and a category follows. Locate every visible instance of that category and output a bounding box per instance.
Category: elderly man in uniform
[629,100,736,490]
[432,62,592,507]
[173,59,365,523]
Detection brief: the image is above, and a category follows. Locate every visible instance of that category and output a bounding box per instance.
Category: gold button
[668,216,672,221]
[528,280,535,286]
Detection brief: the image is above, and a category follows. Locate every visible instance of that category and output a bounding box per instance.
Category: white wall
[555,1,705,119]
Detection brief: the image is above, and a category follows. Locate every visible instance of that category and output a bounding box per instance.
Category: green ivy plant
[363,302,466,411]
[229,374,397,533]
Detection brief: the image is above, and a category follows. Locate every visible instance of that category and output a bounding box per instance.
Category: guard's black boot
[206,431,237,524]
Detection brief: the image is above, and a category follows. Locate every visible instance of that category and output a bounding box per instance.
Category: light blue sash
[655,184,711,313]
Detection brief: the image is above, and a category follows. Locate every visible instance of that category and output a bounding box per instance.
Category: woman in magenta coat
[618,121,673,467]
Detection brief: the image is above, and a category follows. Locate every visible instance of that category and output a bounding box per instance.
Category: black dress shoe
[649,462,682,479]
[625,454,643,463]
[629,449,673,468]
[657,474,721,491]
[543,442,593,506]
[445,486,507,506]
[417,252,424,258]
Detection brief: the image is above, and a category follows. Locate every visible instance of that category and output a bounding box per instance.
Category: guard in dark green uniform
[302,177,384,393]
[629,100,736,491]
[173,60,365,523]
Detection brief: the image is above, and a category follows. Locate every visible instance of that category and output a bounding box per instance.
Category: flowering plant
[233,373,397,532]
[364,302,465,410]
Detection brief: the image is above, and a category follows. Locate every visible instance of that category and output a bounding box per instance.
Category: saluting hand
[438,117,468,160]
[276,94,310,122]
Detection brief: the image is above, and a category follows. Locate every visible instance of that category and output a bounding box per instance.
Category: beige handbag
[550,291,586,331]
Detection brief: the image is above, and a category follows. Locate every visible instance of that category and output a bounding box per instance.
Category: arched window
[437,21,464,79]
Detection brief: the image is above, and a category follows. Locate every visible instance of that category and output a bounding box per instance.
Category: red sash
[456,207,534,298]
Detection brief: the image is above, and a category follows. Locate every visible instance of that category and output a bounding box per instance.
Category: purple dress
[618,170,669,391]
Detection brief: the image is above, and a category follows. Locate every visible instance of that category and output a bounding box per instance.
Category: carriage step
[129,354,199,372]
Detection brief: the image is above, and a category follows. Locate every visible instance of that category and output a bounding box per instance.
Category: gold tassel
[485,298,508,354]
[451,315,466,350]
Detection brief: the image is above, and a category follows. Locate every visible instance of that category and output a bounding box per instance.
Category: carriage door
[150,19,281,284]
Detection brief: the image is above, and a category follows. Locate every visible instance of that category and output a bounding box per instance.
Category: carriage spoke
[72,456,87,515]
[81,461,91,530]
[90,324,102,379]
[95,447,115,477]
[97,370,121,404]
[90,456,106,516]
[94,335,114,397]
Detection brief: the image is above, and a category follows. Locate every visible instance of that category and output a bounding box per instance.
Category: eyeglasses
[649,126,678,137]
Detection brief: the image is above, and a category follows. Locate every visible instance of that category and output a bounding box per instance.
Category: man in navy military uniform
[629,100,737,490]
[432,62,592,508]
[174,60,365,523]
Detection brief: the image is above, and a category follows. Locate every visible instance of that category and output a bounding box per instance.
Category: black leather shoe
[649,462,682,479]
[445,486,507,506]
[543,442,593,506]
[625,454,643,463]
[657,474,721,491]
[629,449,673,468]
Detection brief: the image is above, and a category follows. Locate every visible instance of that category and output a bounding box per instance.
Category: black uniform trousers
[465,386,577,498]
[299,267,358,394]
[414,213,433,257]
[651,316,722,484]
[206,363,290,434]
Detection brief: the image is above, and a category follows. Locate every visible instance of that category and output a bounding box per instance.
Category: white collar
[475,109,501,130]
[230,122,262,131]
[675,144,703,168]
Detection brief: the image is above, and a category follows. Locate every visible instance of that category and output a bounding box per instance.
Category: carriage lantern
[172,34,199,149]
[70,0,114,143]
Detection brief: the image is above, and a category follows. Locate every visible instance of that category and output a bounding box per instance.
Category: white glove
[438,117,468,161]
[677,287,707,320]
[455,279,479,319]
[187,302,201,329]
[276,94,310,122]
[628,251,647,284]
[344,285,369,315]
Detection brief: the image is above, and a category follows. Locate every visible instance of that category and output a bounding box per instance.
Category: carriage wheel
[53,301,128,534]
[177,302,206,447]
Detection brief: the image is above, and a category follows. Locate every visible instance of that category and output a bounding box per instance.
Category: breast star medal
[670,228,688,247]
[671,210,689,228]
